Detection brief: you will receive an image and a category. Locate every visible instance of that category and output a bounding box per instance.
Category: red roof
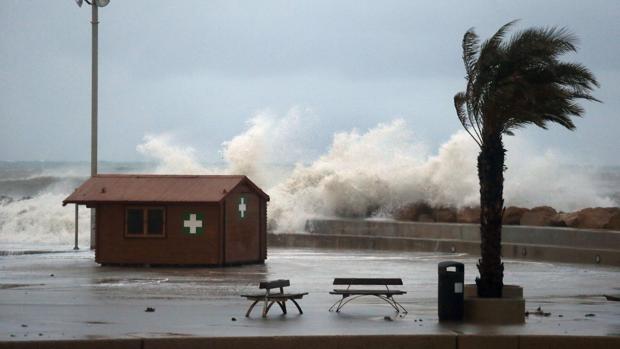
[62,174,269,206]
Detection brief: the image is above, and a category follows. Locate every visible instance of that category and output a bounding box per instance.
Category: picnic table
[329,278,408,314]
[241,279,308,318]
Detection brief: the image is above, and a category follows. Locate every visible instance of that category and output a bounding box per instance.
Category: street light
[75,0,110,250]
[75,0,110,8]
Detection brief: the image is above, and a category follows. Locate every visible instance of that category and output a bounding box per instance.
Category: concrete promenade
[268,218,620,266]
[1,248,619,348]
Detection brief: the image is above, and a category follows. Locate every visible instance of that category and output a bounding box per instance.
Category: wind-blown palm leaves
[456,20,599,144]
[454,21,599,297]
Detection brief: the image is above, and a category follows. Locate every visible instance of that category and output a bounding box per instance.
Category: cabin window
[126,209,144,234]
[125,207,165,237]
[147,209,164,235]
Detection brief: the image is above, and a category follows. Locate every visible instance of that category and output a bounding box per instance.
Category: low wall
[2,334,619,349]
[268,219,620,266]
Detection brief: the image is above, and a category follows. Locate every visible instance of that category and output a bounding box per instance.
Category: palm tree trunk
[476,130,505,298]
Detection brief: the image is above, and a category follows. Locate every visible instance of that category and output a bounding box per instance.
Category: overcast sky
[1,0,618,165]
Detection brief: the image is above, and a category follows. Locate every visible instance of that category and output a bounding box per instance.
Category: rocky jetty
[394,203,620,231]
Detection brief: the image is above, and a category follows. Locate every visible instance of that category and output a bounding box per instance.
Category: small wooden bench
[329,278,408,314]
[241,279,308,318]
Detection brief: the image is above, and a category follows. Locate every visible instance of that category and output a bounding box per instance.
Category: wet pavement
[1,247,619,341]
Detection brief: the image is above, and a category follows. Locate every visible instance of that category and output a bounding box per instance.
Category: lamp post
[75,0,109,250]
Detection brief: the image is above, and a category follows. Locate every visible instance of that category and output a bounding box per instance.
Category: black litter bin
[438,261,464,321]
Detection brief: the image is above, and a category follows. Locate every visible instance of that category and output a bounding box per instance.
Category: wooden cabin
[63,174,269,266]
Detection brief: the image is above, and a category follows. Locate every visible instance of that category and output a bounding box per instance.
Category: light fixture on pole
[75,0,110,250]
[75,0,110,7]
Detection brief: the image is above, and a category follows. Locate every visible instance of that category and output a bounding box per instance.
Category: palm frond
[455,20,600,139]
[469,20,519,120]
[506,26,578,62]
[455,91,482,146]
[462,28,480,82]
[553,62,600,90]
[484,19,520,53]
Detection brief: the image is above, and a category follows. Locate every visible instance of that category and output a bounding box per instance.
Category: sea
[1,159,618,252]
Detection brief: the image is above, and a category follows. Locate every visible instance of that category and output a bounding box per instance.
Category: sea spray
[223,115,615,233]
[502,138,615,210]
[266,122,479,232]
[0,163,136,248]
[0,111,617,246]
[136,109,311,189]
[222,108,317,188]
[136,134,213,174]
[0,193,90,247]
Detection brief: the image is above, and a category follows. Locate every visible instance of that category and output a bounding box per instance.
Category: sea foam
[0,109,616,247]
[139,110,616,233]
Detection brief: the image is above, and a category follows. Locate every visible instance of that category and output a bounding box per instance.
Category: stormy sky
[1,0,619,165]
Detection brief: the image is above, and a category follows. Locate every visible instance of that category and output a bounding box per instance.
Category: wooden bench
[329,278,408,314]
[241,279,308,318]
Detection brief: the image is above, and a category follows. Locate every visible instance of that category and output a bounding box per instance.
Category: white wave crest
[0,193,90,247]
[218,113,615,233]
[1,109,616,247]
[136,134,211,174]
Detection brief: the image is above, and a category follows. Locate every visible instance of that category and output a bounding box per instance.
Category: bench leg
[330,295,408,314]
[379,295,408,315]
[382,296,401,313]
[390,297,408,315]
[384,295,408,314]
[245,299,259,317]
[335,295,364,312]
[329,296,348,312]
[265,300,287,316]
[328,298,340,312]
[263,300,289,316]
[290,299,303,314]
[262,299,272,318]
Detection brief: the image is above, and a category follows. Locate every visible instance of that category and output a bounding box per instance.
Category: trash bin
[438,261,464,321]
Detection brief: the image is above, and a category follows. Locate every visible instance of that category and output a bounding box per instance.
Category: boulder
[549,213,568,227]
[551,212,580,228]
[418,213,435,222]
[394,202,434,221]
[394,201,620,231]
[503,207,528,225]
[433,207,457,223]
[457,206,480,224]
[605,212,620,231]
[574,207,620,229]
[520,206,557,226]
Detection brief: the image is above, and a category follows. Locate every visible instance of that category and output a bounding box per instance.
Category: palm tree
[454,20,599,298]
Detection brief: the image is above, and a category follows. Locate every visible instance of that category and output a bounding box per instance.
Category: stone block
[503,207,528,225]
[573,207,620,229]
[433,207,457,223]
[457,207,480,224]
[520,206,557,226]
[605,212,620,230]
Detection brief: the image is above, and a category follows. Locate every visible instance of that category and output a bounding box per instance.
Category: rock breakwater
[394,202,620,231]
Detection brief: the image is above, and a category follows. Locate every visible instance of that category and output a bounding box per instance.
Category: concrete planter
[463,284,525,324]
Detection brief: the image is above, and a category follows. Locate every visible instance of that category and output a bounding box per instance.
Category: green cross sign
[183,213,204,235]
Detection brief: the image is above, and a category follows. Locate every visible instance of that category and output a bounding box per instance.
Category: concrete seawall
[268,218,620,266]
